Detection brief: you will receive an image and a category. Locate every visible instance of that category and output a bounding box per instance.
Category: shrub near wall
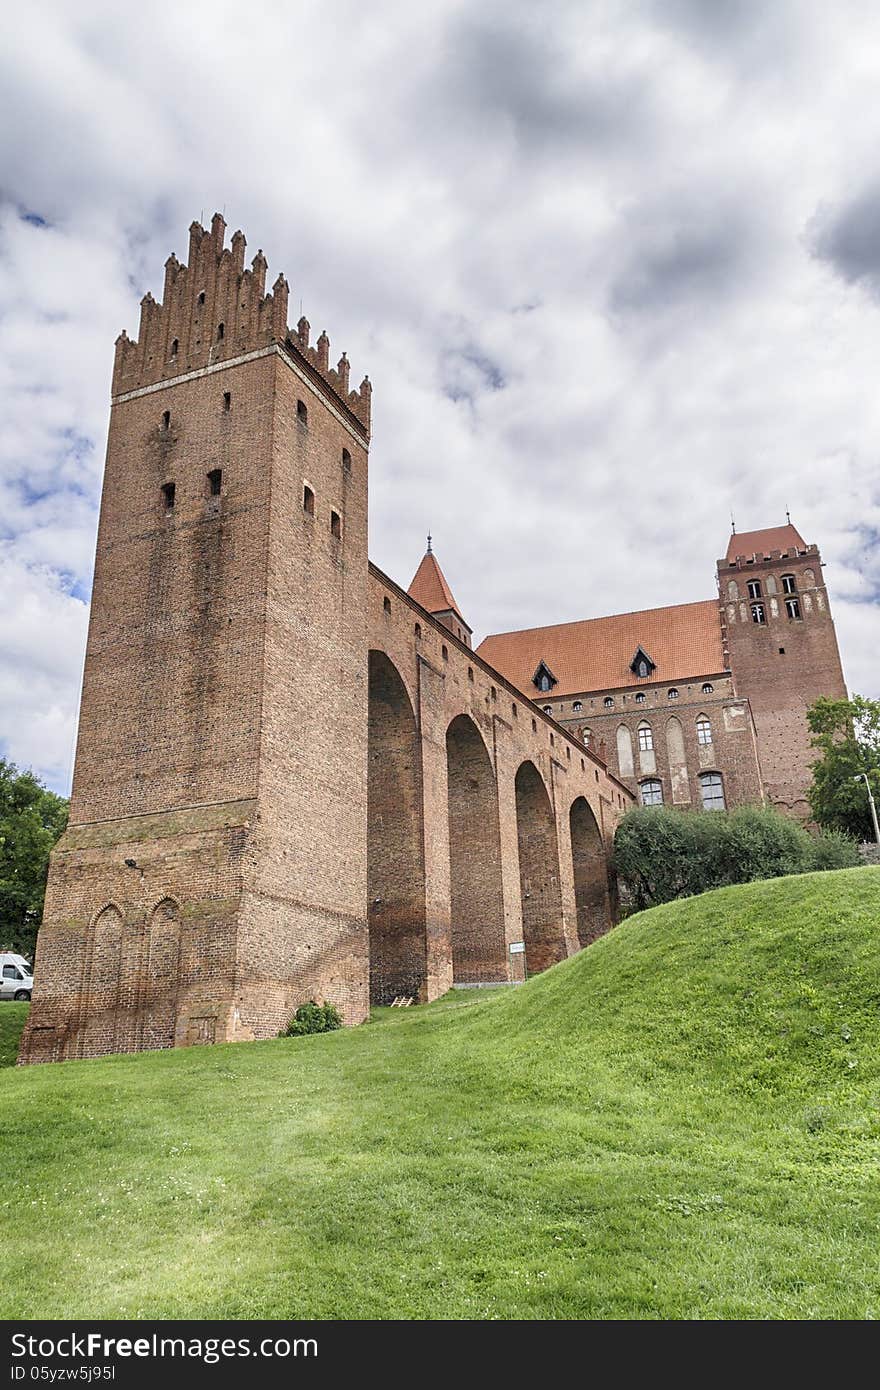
[613,805,860,910]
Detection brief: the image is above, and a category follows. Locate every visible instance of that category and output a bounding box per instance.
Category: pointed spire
[407,544,470,636]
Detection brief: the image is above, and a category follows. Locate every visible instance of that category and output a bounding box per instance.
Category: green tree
[0,759,68,960]
[807,695,880,841]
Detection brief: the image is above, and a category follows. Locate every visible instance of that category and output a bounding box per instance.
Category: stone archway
[569,797,612,948]
[446,714,506,983]
[514,760,566,975]
[368,650,427,1003]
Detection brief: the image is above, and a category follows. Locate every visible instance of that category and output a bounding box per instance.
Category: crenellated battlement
[112,213,371,434]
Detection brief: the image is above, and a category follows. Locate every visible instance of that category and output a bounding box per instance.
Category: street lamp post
[853,773,880,845]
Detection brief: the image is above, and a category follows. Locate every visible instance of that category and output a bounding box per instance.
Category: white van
[0,953,33,1002]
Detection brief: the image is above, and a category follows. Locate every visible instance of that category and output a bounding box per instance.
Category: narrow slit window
[207,468,222,497]
[442,645,448,661]
[197,291,205,306]
[170,338,178,357]
[216,322,225,341]
[303,484,315,516]
[342,448,351,471]
[161,482,176,513]
[414,622,422,639]
[297,400,308,424]
[383,596,391,614]
[330,509,341,540]
[161,410,171,430]
[223,391,231,412]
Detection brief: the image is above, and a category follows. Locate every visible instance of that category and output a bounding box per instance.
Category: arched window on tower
[640,779,663,806]
[782,574,797,594]
[637,723,653,752]
[696,715,712,746]
[699,772,725,810]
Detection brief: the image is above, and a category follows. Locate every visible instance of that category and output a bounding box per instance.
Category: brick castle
[18,216,847,1064]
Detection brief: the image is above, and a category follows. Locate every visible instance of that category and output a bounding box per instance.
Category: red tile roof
[407,551,466,623]
[477,599,725,698]
[725,523,805,561]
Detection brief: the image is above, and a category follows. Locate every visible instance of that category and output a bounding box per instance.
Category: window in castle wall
[604,696,613,708]
[442,645,448,661]
[637,724,653,752]
[170,338,178,357]
[785,597,802,620]
[640,779,663,806]
[161,482,176,514]
[161,410,171,430]
[696,716,712,745]
[415,622,422,639]
[782,574,797,594]
[383,596,391,614]
[635,692,646,703]
[747,580,762,600]
[700,772,725,810]
[543,705,552,714]
[702,683,713,694]
[667,688,679,700]
[573,701,582,712]
[751,603,766,624]
[303,484,315,516]
[197,291,205,306]
[330,510,342,540]
[582,728,592,746]
[342,448,351,472]
[207,468,222,497]
[223,392,231,412]
[217,322,225,341]
[297,399,308,424]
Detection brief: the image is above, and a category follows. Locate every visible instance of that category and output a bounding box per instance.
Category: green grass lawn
[2,867,879,1319]
[0,1002,29,1069]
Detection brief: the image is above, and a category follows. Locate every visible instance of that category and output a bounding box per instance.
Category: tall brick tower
[719,521,848,818]
[20,215,373,1063]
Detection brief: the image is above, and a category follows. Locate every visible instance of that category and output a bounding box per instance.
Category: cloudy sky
[1,0,879,794]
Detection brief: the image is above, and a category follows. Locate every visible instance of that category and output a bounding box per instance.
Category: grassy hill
[1,867,878,1320]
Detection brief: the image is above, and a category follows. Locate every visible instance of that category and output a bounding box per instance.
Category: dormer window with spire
[532,660,558,694]
[629,646,656,679]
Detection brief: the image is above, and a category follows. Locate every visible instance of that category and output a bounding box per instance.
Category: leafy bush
[613,804,858,909]
[280,1001,343,1037]
[807,830,862,871]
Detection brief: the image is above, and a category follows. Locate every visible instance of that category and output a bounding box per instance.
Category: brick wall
[720,545,848,818]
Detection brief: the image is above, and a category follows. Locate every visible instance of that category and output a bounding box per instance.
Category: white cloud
[0,0,877,794]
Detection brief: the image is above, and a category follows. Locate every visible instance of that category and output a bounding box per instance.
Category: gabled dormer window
[532,660,557,694]
[629,645,656,679]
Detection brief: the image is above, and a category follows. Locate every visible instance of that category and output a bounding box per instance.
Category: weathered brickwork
[719,543,847,817]
[20,215,629,1064]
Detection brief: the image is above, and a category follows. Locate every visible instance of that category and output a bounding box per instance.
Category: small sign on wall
[509,941,525,955]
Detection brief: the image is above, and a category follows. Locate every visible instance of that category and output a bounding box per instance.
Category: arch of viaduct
[367,564,632,1003]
